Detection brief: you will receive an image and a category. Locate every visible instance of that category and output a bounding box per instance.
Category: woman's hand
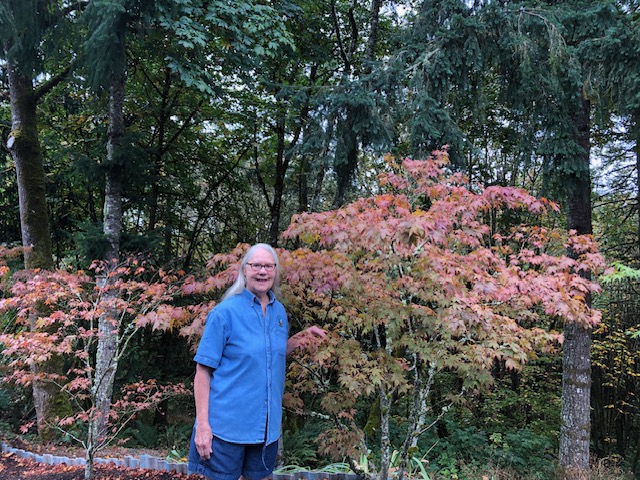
[193,363,214,459]
[286,325,327,356]
[194,423,213,460]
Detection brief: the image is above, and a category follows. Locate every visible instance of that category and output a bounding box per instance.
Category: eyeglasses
[246,263,276,272]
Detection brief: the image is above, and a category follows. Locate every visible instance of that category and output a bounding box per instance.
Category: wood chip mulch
[0,452,206,480]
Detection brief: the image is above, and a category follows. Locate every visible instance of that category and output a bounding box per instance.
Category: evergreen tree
[394,0,625,473]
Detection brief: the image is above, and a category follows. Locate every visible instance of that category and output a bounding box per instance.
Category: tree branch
[331,0,351,71]
[34,61,75,101]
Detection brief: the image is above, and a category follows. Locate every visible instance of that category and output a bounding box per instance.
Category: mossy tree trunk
[6,56,72,442]
[7,62,53,270]
[80,4,128,475]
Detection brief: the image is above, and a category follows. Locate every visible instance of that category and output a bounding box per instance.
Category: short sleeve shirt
[194,288,288,445]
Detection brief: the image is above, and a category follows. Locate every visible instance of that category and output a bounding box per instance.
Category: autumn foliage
[0,260,190,478]
[275,151,606,480]
[160,152,608,480]
[164,152,608,480]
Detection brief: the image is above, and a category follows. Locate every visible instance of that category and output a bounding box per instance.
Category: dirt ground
[0,451,206,479]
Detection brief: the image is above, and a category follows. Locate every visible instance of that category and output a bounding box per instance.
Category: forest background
[0,0,639,479]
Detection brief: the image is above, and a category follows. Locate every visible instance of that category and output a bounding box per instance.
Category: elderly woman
[188,243,325,480]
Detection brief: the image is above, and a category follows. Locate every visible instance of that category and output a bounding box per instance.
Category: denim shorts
[187,429,279,480]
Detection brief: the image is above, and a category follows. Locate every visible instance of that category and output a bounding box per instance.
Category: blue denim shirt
[194,288,288,445]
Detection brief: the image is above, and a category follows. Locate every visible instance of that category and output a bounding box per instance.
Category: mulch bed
[0,451,206,480]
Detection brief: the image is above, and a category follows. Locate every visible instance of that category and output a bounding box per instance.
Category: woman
[188,243,325,480]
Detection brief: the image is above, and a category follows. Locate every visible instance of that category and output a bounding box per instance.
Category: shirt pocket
[271,323,288,357]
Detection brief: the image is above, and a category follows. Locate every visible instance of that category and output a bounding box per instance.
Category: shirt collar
[242,288,275,305]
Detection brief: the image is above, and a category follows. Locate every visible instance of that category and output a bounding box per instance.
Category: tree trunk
[332,0,381,209]
[6,58,74,442]
[92,64,126,456]
[263,83,310,245]
[297,155,309,213]
[558,96,593,477]
[148,67,173,232]
[377,387,392,480]
[268,111,287,246]
[7,62,53,270]
[103,72,125,263]
[310,113,335,213]
[633,118,640,261]
[559,322,592,475]
[333,110,358,209]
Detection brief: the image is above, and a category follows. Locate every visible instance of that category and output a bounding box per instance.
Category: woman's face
[243,248,276,299]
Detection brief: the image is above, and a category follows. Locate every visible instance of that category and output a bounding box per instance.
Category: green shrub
[0,388,10,410]
[281,428,320,468]
[124,419,160,448]
[422,422,556,479]
[488,430,554,479]
[161,422,192,456]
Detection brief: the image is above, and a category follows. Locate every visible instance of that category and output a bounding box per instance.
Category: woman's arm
[193,363,214,459]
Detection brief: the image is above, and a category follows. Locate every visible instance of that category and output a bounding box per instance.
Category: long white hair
[220,243,281,302]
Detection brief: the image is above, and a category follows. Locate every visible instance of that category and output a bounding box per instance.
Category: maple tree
[0,259,191,479]
[274,151,606,480]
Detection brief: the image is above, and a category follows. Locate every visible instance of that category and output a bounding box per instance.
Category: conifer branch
[34,61,75,101]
